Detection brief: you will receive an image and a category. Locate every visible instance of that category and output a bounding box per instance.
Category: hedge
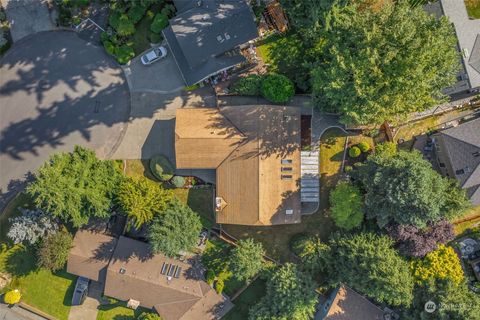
[231,75,262,95]
[260,73,295,103]
[150,13,168,34]
[127,5,148,24]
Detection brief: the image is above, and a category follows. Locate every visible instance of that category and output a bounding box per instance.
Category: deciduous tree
[354,150,469,228]
[117,176,173,229]
[410,244,464,285]
[230,239,265,281]
[27,146,123,227]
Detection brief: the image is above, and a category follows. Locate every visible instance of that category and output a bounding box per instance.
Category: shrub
[161,4,176,18]
[72,0,90,8]
[206,269,215,285]
[103,41,115,56]
[149,31,163,44]
[357,141,370,152]
[115,45,135,64]
[37,229,73,272]
[215,279,225,294]
[344,165,353,172]
[149,155,174,181]
[0,11,6,22]
[349,146,361,158]
[150,13,168,33]
[116,14,135,37]
[0,30,7,48]
[137,312,162,320]
[171,176,185,188]
[3,289,21,305]
[128,5,147,24]
[374,142,397,158]
[57,6,73,26]
[260,74,295,103]
[289,232,311,256]
[230,75,262,95]
[329,182,364,230]
[7,208,59,245]
[108,11,122,30]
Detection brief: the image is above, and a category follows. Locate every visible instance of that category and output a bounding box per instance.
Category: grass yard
[1,244,75,320]
[453,206,480,236]
[224,128,344,262]
[465,0,480,19]
[172,188,215,229]
[223,278,267,320]
[0,192,34,243]
[97,301,150,320]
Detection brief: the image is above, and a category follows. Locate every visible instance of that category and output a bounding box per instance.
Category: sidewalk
[0,303,48,320]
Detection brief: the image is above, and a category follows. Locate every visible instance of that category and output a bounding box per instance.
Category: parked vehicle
[141,46,167,65]
[71,276,89,305]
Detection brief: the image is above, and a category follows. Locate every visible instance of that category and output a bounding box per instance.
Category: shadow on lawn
[5,245,37,276]
[60,269,76,307]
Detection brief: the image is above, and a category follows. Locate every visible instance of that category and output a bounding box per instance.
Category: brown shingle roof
[67,229,117,282]
[175,105,302,226]
[104,236,230,320]
[324,285,386,320]
[175,108,244,169]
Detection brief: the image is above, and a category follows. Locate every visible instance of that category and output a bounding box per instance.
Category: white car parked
[141,46,167,65]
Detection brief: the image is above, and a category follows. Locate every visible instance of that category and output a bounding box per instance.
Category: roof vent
[224,33,231,40]
[197,0,202,7]
[216,35,224,43]
[286,209,293,215]
[119,267,126,274]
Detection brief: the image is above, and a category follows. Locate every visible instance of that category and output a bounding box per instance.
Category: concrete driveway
[0,31,130,208]
[1,0,54,42]
[122,48,185,93]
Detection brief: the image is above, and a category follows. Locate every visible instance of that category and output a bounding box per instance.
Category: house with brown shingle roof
[67,232,232,320]
[175,105,302,226]
[315,284,392,320]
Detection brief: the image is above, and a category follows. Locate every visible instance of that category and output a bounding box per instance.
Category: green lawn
[0,193,34,243]
[97,301,150,320]
[453,206,480,236]
[172,188,215,229]
[224,128,343,262]
[465,0,480,19]
[223,278,267,320]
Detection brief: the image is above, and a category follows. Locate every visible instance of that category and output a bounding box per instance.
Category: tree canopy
[27,146,123,227]
[230,238,265,281]
[249,263,318,320]
[411,244,464,285]
[354,150,469,228]
[260,73,295,103]
[37,229,73,272]
[147,200,202,257]
[329,181,364,230]
[117,176,173,229]
[310,0,459,125]
[8,208,59,245]
[404,278,480,320]
[322,233,414,307]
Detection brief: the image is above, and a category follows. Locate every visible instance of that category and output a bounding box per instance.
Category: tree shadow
[5,244,38,276]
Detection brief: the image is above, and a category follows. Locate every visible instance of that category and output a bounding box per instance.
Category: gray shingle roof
[440,118,480,204]
[164,0,258,86]
[440,0,480,90]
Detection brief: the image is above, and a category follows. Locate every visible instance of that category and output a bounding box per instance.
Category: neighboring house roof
[175,106,302,226]
[437,117,480,205]
[67,228,117,283]
[163,0,258,85]
[440,0,480,90]
[104,236,231,320]
[317,285,386,320]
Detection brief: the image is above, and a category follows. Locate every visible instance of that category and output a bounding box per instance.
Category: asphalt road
[0,31,130,208]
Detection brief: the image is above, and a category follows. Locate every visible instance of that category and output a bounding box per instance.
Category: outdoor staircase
[300,150,319,203]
